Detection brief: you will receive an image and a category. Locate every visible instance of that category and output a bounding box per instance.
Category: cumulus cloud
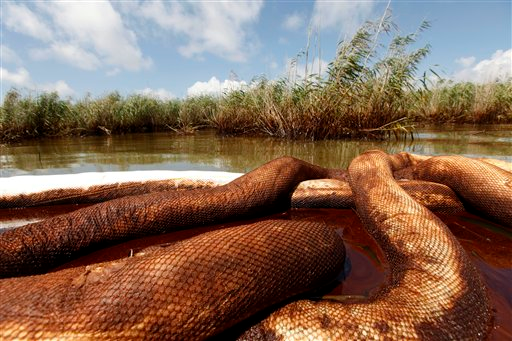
[106,68,121,77]
[455,56,476,68]
[3,3,53,42]
[136,87,175,100]
[285,57,329,82]
[453,49,512,83]
[41,2,151,71]
[30,43,102,71]
[137,0,263,62]
[187,77,248,97]
[283,12,305,31]
[3,2,151,72]
[40,80,74,97]
[1,67,31,87]
[1,67,74,97]
[1,45,23,65]
[311,0,375,34]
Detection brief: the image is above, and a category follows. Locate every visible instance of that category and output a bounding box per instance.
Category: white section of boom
[0,170,243,197]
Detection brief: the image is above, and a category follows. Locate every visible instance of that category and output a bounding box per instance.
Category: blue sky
[1,0,511,100]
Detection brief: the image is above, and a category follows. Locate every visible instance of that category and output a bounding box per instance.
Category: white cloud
[136,87,175,100]
[40,1,151,71]
[3,2,151,72]
[137,0,263,62]
[1,45,23,65]
[187,77,248,97]
[453,49,512,83]
[283,12,305,31]
[30,43,101,71]
[455,56,476,68]
[40,80,74,97]
[1,67,74,97]
[285,57,329,81]
[3,3,53,42]
[106,68,121,77]
[1,67,31,87]
[311,1,375,34]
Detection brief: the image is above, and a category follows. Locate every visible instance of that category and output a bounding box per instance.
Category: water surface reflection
[1,125,511,177]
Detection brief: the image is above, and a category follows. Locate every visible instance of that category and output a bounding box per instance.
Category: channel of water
[0,125,510,338]
[1,125,511,177]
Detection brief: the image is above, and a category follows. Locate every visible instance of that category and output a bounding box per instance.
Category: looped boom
[243,151,497,339]
[1,152,510,340]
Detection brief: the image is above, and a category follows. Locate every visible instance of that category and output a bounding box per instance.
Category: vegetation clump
[1,14,510,143]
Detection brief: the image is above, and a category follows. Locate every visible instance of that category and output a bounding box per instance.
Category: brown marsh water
[1,124,511,177]
[0,125,511,338]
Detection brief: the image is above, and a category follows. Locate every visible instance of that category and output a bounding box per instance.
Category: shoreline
[2,121,512,145]
[2,79,511,143]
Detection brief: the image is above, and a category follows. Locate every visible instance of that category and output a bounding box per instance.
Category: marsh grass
[211,15,433,139]
[1,15,511,143]
[414,81,512,123]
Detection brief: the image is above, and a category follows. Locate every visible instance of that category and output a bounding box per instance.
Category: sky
[1,0,511,101]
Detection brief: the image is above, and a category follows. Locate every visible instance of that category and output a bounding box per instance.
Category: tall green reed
[1,13,510,143]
